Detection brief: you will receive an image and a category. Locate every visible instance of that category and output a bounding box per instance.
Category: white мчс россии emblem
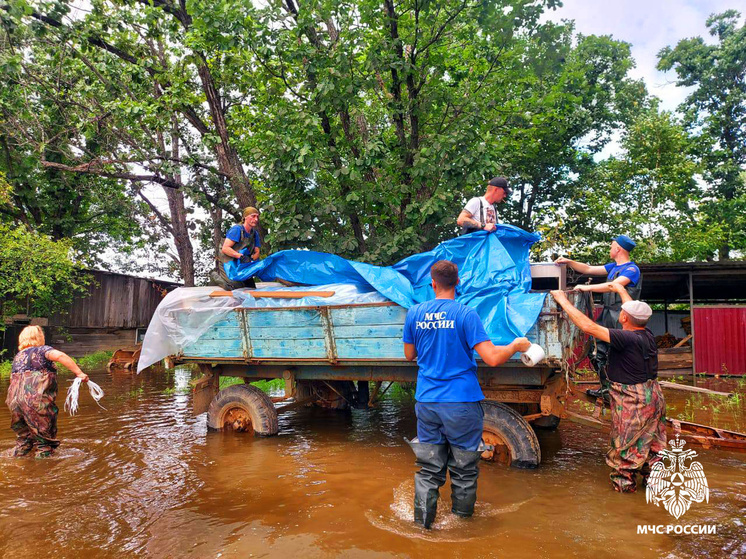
[646,435,709,520]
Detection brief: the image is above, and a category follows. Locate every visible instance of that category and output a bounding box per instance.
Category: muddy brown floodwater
[0,368,744,559]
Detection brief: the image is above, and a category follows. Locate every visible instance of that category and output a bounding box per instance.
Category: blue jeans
[415,402,484,451]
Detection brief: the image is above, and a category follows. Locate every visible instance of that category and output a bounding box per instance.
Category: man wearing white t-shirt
[456,177,510,235]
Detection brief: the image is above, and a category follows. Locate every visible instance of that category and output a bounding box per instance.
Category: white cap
[621,300,652,321]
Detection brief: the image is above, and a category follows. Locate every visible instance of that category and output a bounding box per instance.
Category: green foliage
[218,377,284,393]
[56,351,113,374]
[0,221,89,322]
[657,11,746,259]
[0,360,11,379]
[0,0,741,279]
[542,109,710,262]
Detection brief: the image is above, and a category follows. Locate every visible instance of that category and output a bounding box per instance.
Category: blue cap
[614,235,636,252]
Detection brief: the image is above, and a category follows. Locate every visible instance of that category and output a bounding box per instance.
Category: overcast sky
[543,0,742,112]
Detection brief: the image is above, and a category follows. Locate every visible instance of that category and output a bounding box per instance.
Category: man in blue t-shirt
[555,235,642,398]
[209,206,262,290]
[402,260,531,529]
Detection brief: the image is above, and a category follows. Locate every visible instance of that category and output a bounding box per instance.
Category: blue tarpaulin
[225,225,547,344]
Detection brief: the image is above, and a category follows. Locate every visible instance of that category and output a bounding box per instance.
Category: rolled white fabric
[65,378,106,416]
[521,343,546,367]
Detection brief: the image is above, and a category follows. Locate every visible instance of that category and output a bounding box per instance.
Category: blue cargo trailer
[169,278,592,468]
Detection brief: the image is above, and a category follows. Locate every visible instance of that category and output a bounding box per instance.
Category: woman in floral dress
[5,325,89,457]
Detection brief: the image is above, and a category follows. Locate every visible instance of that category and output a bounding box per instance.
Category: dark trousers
[415,402,484,451]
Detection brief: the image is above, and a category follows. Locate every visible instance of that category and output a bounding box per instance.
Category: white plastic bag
[65,377,106,415]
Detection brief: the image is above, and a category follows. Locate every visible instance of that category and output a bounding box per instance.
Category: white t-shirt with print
[463,196,497,225]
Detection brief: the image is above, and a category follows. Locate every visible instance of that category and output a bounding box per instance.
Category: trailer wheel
[481,401,541,469]
[207,384,279,436]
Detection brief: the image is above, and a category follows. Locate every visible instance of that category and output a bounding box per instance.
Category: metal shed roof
[572,261,746,303]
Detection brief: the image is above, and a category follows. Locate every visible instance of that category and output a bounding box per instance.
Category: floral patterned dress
[5,345,60,457]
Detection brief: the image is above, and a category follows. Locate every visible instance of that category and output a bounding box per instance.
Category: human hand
[239,254,252,264]
[550,289,567,302]
[555,256,571,264]
[78,373,89,383]
[573,284,586,292]
[484,223,496,232]
[608,282,625,294]
[513,337,532,353]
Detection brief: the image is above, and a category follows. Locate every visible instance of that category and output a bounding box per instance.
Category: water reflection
[0,367,743,558]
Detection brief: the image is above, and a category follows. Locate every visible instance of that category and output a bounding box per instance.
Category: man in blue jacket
[402,260,531,529]
[555,235,642,399]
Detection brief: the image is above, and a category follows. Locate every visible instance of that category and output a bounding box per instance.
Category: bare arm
[457,209,480,229]
[221,238,243,260]
[251,246,260,260]
[457,210,494,232]
[574,276,631,293]
[607,281,634,303]
[473,337,532,367]
[404,343,417,361]
[46,350,89,381]
[554,257,608,276]
[550,291,610,343]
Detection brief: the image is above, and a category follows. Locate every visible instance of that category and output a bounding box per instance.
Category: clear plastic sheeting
[233,283,389,308]
[137,284,389,372]
[139,225,548,372]
[138,287,242,372]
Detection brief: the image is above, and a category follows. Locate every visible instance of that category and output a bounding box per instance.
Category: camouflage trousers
[606,379,667,493]
[6,371,60,458]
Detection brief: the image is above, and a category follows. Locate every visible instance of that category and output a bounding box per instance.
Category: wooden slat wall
[48,327,140,357]
[49,271,178,329]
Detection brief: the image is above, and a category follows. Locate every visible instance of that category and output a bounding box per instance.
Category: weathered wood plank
[334,325,404,339]
[251,338,327,358]
[245,309,322,328]
[195,327,244,341]
[183,338,244,357]
[330,306,407,326]
[249,326,325,340]
[336,338,405,359]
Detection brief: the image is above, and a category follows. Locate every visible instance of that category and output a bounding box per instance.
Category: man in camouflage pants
[552,283,666,492]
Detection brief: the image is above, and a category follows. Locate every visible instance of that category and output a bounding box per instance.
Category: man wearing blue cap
[555,236,642,399]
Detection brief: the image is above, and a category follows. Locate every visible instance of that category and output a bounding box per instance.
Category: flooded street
[0,368,744,559]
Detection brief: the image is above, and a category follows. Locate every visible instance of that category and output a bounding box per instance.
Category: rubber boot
[448,446,483,517]
[586,365,611,402]
[405,438,448,529]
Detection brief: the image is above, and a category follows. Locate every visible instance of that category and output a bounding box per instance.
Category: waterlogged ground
[0,367,744,558]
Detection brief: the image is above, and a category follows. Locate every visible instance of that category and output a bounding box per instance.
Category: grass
[0,350,114,379]
[217,377,284,393]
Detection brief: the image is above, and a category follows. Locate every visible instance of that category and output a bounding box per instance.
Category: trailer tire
[481,401,541,469]
[207,384,279,436]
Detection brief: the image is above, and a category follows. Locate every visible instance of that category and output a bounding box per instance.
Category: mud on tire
[207,384,279,436]
[482,401,541,469]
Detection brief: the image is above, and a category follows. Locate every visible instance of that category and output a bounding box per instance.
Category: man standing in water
[551,284,666,492]
[555,235,642,399]
[402,260,531,528]
[210,206,262,290]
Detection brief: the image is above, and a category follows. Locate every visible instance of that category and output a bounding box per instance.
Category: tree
[238,0,644,263]
[541,109,716,263]
[657,10,746,259]
[0,177,88,323]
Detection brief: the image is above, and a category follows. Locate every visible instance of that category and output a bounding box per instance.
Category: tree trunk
[166,119,195,285]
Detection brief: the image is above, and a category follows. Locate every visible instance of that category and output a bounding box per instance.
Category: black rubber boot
[586,365,611,402]
[448,446,482,517]
[406,438,448,529]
